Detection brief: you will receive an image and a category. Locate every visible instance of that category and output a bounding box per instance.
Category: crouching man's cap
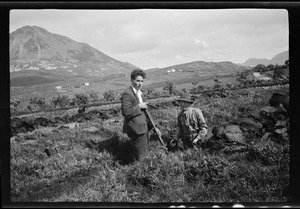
[176,93,194,103]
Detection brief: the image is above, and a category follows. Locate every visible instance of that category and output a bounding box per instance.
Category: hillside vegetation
[9,57,290,205]
[10,83,289,204]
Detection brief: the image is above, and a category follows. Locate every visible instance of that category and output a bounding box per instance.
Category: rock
[212,126,226,138]
[275,127,287,134]
[269,92,289,110]
[224,125,247,145]
[224,125,243,133]
[78,106,86,113]
[225,132,246,144]
[10,117,35,136]
[22,140,38,145]
[87,109,101,115]
[212,125,247,145]
[71,113,91,122]
[20,117,33,125]
[82,127,98,133]
[260,106,277,114]
[34,117,50,127]
[33,127,55,134]
[234,117,262,135]
[24,135,37,141]
[275,120,287,128]
[59,122,79,129]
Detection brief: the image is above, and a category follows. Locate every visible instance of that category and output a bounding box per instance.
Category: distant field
[10,76,63,87]
[144,73,238,90]
[10,71,239,106]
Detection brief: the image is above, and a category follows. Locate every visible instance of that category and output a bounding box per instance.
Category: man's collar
[131,86,141,94]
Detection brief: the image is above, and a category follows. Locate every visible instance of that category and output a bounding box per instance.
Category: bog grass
[10,85,289,204]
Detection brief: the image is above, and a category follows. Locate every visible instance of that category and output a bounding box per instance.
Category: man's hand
[200,128,208,136]
[193,128,208,144]
[155,127,162,138]
[192,137,201,144]
[138,102,148,109]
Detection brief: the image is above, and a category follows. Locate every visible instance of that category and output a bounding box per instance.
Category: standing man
[175,93,208,149]
[121,69,160,161]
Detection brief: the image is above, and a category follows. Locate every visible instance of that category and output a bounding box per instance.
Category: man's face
[179,101,191,109]
[131,75,144,90]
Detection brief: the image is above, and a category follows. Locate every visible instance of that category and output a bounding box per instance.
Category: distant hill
[240,50,289,67]
[143,60,250,90]
[270,50,289,65]
[10,25,138,85]
[147,60,250,76]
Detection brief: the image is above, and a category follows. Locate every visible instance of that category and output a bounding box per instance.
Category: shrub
[29,96,47,110]
[173,89,183,96]
[213,83,223,89]
[236,69,253,83]
[253,64,267,72]
[284,60,289,67]
[163,80,176,95]
[71,93,89,106]
[226,82,233,89]
[51,95,70,108]
[143,87,155,99]
[273,66,287,80]
[27,104,37,112]
[103,90,116,102]
[10,97,21,108]
[151,91,161,98]
[89,92,99,103]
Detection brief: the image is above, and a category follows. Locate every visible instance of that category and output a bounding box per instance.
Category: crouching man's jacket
[177,107,208,142]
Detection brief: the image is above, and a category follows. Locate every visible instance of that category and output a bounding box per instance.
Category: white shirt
[131,86,143,103]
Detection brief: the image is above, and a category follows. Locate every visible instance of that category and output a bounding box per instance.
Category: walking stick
[144,109,166,147]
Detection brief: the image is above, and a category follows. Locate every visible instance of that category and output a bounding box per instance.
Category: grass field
[10,84,290,205]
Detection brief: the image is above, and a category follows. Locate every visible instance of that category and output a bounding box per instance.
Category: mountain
[10,25,138,80]
[240,50,289,67]
[270,50,289,65]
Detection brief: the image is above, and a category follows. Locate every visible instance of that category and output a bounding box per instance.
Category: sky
[9,9,288,69]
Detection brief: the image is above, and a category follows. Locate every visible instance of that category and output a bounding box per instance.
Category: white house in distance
[167,69,176,73]
[55,86,62,90]
[84,82,89,86]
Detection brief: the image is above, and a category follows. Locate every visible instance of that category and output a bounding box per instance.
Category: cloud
[195,39,209,48]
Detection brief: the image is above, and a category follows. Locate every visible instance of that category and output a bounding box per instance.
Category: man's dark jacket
[121,87,150,135]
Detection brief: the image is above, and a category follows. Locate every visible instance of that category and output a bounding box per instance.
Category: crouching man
[174,93,208,149]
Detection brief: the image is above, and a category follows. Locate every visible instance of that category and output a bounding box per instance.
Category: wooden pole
[144,109,166,147]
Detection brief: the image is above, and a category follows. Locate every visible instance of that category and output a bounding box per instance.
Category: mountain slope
[270,50,289,65]
[10,25,138,78]
[240,50,289,67]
